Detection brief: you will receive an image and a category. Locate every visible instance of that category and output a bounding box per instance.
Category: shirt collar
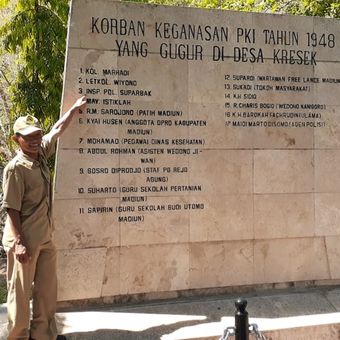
[16,150,41,168]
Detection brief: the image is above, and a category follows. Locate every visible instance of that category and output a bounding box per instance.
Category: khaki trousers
[6,240,58,340]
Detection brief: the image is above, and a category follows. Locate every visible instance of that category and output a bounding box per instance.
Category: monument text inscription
[54,0,340,301]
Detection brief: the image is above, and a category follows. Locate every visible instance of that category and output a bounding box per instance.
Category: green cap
[13,115,42,136]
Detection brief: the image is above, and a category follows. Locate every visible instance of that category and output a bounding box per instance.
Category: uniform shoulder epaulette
[5,154,22,172]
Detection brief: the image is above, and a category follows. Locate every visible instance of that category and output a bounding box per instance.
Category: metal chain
[219,326,235,340]
[249,323,267,340]
[220,323,266,340]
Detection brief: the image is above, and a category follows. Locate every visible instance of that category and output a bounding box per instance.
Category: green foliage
[126,0,340,17]
[0,0,69,132]
[0,0,10,8]
[0,280,6,304]
[291,0,340,18]
[0,3,16,166]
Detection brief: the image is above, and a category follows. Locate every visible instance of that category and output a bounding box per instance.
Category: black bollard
[235,298,249,340]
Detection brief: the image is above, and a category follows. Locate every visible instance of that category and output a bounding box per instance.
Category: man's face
[13,130,43,158]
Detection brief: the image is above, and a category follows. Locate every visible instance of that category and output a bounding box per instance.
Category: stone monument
[54,0,340,301]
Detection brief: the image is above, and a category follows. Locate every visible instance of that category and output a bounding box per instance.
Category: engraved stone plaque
[54,0,340,301]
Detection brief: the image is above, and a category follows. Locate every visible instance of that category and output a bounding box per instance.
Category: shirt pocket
[21,169,46,215]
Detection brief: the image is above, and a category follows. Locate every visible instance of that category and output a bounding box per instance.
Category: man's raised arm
[48,96,86,139]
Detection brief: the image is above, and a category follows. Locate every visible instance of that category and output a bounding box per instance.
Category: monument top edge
[70,0,340,22]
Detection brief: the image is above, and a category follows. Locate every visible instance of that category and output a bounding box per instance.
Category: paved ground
[1,285,340,339]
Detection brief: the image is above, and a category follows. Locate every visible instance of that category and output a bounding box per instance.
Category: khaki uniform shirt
[2,133,57,250]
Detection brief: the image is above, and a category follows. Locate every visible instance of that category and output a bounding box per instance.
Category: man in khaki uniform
[2,96,86,340]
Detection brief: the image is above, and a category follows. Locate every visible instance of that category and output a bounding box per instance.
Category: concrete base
[56,285,340,339]
[163,314,340,339]
[2,285,340,339]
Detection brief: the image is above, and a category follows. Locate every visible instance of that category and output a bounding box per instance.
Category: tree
[125,0,340,17]
[0,1,16,166]
[0,0,69,138]
[286,0,340,17]
[0,54,14,166]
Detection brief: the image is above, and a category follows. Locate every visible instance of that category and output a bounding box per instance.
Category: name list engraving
[57,2,339,225]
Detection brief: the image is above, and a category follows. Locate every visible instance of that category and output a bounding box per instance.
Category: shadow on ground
[63,319,211,340]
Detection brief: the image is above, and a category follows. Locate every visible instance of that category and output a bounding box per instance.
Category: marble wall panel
[68,1,164,52]
[116,0,189,53]
[254,193,314,239]
[57,118,120,152]
[315,150,340,193]
[325,236,340,280]
[123,100,190,139]
[253,126,314,149]
[120,196,190,246]
[313,62,340,106]
[54,149,120,200]
[129,100,190,128]
[222,61,317,150]
[189,241,253,289]
[314,106,340,149]
[254,150,314,194]
[313,62,340,149]
[101,247,120,297]
[59,49,120,147]
[62,48,119,101]
[315,193,340,236]
[189,149,253,195]
[57,248,107,301]
[248,61,317,148]
[252,12,314,61]
[188,61,254,104]
[117,54,189,103]
[118,153,190,190]
[54,0,340,302]
[313,17,340,63]
[67,0,119,49]
[313,62,340,150]
[246,60,319,108]
[254,238,330,284]
[120,244,189,294]
[188,103,254,149]
[185,5,250,57]
[189,194,253,242]
[117,153,191,201]
[53,198,120,250]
